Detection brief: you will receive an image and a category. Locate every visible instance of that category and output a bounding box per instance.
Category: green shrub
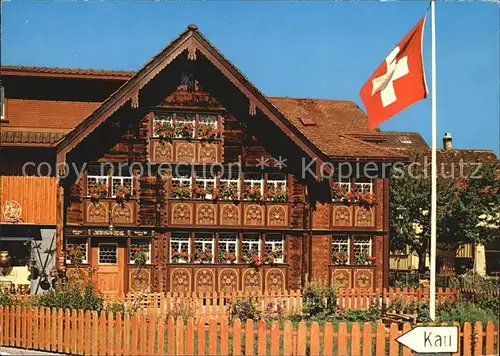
[226,298,261,322]
[417,301,431,323]
[302,280,337,318]
[342,308,379,322]
[104,300,126,315]
[437,301,499,324]
[34,283,103,311]
[0,289,14,307]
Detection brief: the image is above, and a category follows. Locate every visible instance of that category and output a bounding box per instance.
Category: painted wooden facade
[1,24,406,297]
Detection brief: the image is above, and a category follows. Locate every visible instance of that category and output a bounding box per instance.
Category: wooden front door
[91,238,125,299]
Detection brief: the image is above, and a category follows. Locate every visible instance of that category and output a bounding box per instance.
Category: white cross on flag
[360,14,428,130]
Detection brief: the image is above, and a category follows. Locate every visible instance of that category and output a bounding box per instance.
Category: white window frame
[354,178,373,194]
[170,233,191,263]
[331,235,350,265]
[198,114,218,129]
[243,178,264,201]
[129,239,152,264]
[353,236,373,257]
[65,238,88,264]
[195,176,216,200]
[217,234,238,262]
[193,233,215,263]
[220,178,240,200]
[86,175,109,197]
[152,113,173,138]
[171,174,192,199]
[111,176,134,198]
[175,113,195,138]
[264,234,284,263]
[98,243,118,265]
[242,234,261,257]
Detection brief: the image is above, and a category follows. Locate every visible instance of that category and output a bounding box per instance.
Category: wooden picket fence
[123,287,459,319]
[0,305,498,355]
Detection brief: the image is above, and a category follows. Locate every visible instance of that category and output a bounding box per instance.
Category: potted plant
[66,245,84,266]
[175,122,194,140]
[331,183,347,202]
[198,124,219,143]
[267,185,287,202]
[331,250,349,265]
[193,184,216,200]
[262,247,282,265]
[193,248,213,263]
[170,183,191,200]
[242,185,262,201]
[171,250,190,263]
[88,183,108,203]
[241,250,262,270]
[114,184,133,204]
[220,182,239,201]
[154,121,175,142]
[353,251,376,265]
[218,251,237,264]
[130,246,149,268]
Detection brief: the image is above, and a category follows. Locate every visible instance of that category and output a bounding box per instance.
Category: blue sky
[2,1,499,154]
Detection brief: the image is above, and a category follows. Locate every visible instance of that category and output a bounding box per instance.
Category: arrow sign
[396,326,458,354]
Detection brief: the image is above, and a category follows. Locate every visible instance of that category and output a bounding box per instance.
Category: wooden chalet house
[0,25,406,298]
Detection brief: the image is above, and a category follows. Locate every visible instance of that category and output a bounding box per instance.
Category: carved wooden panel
[265,268,285,292]
[375,235,384,289]
[353,269,374,290]
[85,201,108,224]
[243,204,264,227]
[287,234,302,290]
[198,143,218,163]
[311,235,330,283]
[332,205,353,227]
[354,206,374,227]
[175,142,195,163]
[153,141,173,163]
[331,269,352,289]
[219,268,239,293]
[196,203,217,225]
[267,205,288,227]
[195,268,215,293]
[170,268,192,294]
[153,233,168,292]
[242,269,261,294]
[111,202,136,225]
[220,204,240,225]
[66,267,89,288]
[129,269,151,293]
[171,203,193,225]
[312,203,330,229]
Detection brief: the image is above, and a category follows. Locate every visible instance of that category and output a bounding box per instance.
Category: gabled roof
[56,24,343,164]
[3,27,406,162]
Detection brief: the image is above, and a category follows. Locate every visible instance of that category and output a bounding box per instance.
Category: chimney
[443,132,453,151]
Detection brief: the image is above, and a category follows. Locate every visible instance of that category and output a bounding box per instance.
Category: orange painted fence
[123,287,459,319]
[0,306,498,356]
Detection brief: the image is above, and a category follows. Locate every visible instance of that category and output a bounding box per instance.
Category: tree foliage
[389,162,499,268]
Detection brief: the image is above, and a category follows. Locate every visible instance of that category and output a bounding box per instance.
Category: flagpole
[430,0,438,321]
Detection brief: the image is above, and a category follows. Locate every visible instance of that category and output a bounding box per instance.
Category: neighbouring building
[0,24,407,298]
[375,131,498,276]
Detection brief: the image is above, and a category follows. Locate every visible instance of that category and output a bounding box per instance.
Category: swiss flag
[360,14,428,130]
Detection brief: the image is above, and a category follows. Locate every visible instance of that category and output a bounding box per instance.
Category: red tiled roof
[1,65,134,80]
[269,97,406,159]
[3,99,100,130]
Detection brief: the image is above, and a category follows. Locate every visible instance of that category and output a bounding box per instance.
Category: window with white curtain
[170,232,190,263]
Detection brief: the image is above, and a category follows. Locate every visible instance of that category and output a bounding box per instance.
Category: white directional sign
[396,326,458,354]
